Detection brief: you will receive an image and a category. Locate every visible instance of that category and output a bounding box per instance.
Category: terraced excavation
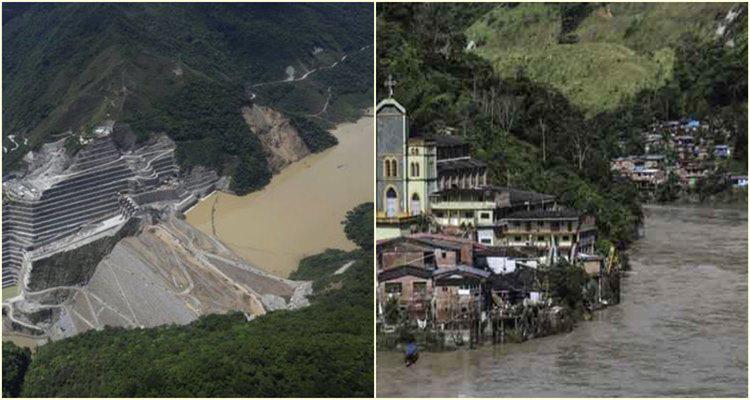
[2,125,310,346]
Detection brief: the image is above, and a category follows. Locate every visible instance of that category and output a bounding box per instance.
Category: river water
[377,205,748,397]
[186,114,372,278]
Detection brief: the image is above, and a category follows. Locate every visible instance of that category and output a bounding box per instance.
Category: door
[411,193,421,215]
[386,188,398,217]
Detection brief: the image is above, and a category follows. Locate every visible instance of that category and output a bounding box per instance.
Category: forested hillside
[3,3,373,194]
[465,2,748,174]
[7,203,374,397]
[378,3,746,247]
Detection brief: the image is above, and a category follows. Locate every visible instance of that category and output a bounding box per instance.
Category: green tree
[656,172,681,203]
[548,260,587,310]
[2,342,32,398]
[342,202,373,250]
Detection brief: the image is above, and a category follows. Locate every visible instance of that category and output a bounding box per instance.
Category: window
[385,282,402,294]
[413,282,427,295]
[480,212,490,219]
[537,221,544,227]
[537,236,544,242]
[567,222,573,231]
[514,236,522,242]
[411,147,419,155]
[562,235,569,241]
[464,211,473,218]
[384,158,398,178]
[525,222,532,231]
[480,238,492,244]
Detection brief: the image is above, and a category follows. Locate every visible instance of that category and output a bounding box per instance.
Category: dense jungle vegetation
[377,3,747,249]
[3,3,373,195]
[4,203,374,397]
[2,343,32,397]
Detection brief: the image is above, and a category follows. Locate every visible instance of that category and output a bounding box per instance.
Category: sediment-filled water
[377,204,748,397]
[186,115,373,278]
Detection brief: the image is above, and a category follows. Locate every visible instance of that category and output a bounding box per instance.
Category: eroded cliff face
[242,104,310,172]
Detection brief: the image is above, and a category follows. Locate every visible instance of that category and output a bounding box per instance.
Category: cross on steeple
[385,74,397,98]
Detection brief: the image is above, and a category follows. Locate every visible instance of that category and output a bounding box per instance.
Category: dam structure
[2,128,215,288]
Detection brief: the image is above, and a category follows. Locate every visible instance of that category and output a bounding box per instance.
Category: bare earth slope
[4,216,310,343]
[242,104,310,172]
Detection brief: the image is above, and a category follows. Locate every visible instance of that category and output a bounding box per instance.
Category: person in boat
[404,341,419,367]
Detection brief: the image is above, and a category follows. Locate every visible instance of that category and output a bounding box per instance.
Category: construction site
[2,123,312,347]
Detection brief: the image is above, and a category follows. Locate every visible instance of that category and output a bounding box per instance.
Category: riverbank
[186,112,373,278]
[669,188,747,205]
[376,204,747,397]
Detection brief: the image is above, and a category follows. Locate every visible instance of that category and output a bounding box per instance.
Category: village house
[498,209,597,263]
[377,234,483,323]
[714,144,731,158]
[428,186,557,244]
[677,161,707,188]
[611,153,671,192]
[427,185,598,260]
[377,234,537,325]
[730,175,748,188]
[432,135,488,190]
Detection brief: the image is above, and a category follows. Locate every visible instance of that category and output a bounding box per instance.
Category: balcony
[503,226,575,235]
[430,201,494,210]
[376,211,421,224]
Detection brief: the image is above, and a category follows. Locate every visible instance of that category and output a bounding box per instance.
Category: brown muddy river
[377,205,748,397]
[186,115,372,278]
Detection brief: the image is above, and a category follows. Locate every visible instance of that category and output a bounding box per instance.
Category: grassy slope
[466,3,735,115]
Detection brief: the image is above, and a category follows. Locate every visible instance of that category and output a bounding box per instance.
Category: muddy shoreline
[186,112,373,278]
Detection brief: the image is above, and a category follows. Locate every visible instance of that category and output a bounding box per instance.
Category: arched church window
[384,159,391,177]
[391,159,398,177]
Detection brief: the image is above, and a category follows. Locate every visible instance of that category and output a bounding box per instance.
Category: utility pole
[540,118,547,164]
[506,169,511,188]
